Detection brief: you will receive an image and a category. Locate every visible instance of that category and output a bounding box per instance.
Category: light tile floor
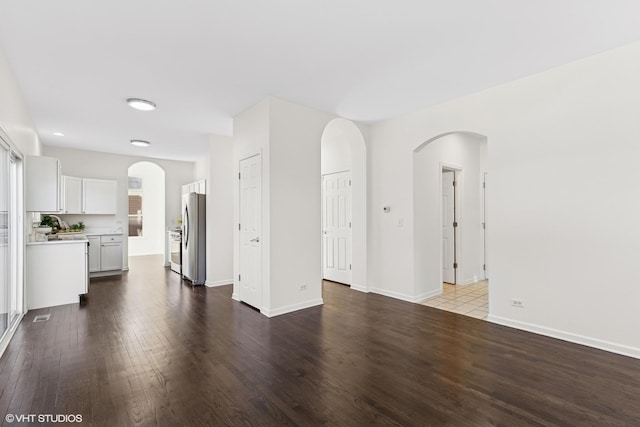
[421,280,488,319]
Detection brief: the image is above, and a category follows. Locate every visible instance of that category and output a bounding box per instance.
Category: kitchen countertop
[85,232,123,236]
[27,238,88,246]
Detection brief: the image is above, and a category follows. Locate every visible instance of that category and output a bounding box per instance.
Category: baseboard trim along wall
[261,298,324,318]
[350,283,369,293]
[415,288,443,303]
[488,315,640,360]
[370,287,439,303]
[205,279,233,288]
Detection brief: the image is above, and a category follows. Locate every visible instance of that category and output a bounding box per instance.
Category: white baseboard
[261,298,324,318]
[205,279,233,287]
[415,288,442,303]
[369,288,418,302]
[488,315,640,360]
[90,270,123,278]
[350,283,369,293]
[231,292,240,301]
[163,262,170,267]
[461,277,481,285]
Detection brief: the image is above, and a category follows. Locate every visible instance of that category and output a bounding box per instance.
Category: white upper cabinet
[26,156,61,212]
[83,178,117,214]
[62,176,83,214]
[181,179,206,195]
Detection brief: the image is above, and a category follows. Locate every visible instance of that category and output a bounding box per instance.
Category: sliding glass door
[0,139,9,339]
[0,134,23,347]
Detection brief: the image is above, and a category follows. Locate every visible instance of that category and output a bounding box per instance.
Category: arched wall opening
[127,161,166,259]
[320,118,368,292]
[413,131,488,300]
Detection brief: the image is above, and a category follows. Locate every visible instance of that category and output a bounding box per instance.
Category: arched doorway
[127,162,166,261]
[413,131,489,319]
[320,118,367,292]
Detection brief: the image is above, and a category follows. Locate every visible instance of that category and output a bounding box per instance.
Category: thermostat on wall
[383,206,391,213]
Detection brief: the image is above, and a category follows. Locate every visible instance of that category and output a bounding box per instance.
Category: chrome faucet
[48,215,68,230]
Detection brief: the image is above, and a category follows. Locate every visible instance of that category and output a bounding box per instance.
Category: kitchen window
[128,177,143,237]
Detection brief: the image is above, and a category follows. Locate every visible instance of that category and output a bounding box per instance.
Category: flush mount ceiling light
[126,98,156,111]
[53,132,64,137]
[130,139,151,147]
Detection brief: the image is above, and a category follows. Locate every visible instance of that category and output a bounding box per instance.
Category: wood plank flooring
[1,255,639,426]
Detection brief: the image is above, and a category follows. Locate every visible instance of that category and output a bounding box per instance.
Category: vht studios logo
[5,413,83,423]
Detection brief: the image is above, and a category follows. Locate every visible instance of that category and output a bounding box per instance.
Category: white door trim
[440,162,463,290]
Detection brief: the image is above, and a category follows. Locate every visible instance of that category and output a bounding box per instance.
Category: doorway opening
[320,118,367,292]
[414,132,489,319]
[127,162,166,265]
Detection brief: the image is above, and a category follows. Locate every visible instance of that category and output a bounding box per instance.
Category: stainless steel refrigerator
[182,193,206,285]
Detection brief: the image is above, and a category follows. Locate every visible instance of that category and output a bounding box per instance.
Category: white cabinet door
[87,236,101,272]
[100,242,122,271]
[62,176,83,214]
[83,178,117,214]
[25,156,61,212]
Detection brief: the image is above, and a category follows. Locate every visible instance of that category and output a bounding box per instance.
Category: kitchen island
[26,238,89,310]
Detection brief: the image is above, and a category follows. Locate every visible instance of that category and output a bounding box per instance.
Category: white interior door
[322,171,352,284]
[442,170,456,284]
[239,154,262,309]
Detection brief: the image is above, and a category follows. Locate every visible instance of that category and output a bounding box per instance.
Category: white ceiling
[1,1,640,162]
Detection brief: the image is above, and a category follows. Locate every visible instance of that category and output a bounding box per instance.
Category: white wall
[128,161,165,256]
[321,126,352,175]
[42,146,195,270]
[268,98,335,316]
[0,47,40,156]
[369,41,640,358]
[202,135,234,287]
[413,133,486,301]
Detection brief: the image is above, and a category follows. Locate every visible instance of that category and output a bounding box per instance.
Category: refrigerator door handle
[184,206,190,248]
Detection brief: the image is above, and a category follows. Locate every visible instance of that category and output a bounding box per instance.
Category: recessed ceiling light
[53,132,64,137]
[126,98,156,111]
[130,140,151,147]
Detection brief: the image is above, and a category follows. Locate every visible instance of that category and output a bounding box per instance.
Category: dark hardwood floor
[1,255,639,426]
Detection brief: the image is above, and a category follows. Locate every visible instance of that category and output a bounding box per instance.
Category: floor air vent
[33,314,51,323]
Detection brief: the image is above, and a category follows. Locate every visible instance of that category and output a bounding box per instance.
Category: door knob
[250,237,260,243]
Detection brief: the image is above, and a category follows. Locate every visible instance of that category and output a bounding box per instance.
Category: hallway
[1,256,639,425]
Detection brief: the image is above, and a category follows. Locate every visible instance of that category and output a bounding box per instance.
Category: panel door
[87,236,101,272]
[62,176,83,214]
[100,243,122,271]
[442,171,456,284]
[239,155,262,309]
[322,171,352,284]
[83,178,117,214]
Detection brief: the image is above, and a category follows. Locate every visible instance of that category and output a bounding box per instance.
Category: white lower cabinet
[26,241,88,310]
[87,234,123,276]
